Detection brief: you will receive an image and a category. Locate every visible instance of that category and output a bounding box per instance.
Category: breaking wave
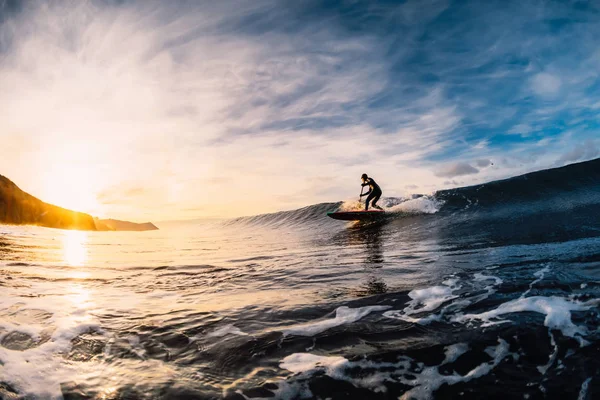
[225,158,600,228]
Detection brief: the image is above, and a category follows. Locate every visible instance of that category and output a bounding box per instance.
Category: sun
[39,163,104,216]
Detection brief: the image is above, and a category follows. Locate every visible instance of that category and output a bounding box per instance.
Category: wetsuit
[361,178,383,211]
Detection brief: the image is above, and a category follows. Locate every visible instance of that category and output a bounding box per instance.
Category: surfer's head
[361,173,368,181]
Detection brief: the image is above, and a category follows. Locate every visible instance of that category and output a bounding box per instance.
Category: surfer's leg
[365,192,375,210]
[371,193,382,210]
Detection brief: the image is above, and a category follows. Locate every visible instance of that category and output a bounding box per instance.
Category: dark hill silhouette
[0,175,158,231]
[0,175,97,230]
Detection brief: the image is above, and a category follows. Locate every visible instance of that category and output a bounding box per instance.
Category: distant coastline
[94,218,158,231]
[0,174,158,231]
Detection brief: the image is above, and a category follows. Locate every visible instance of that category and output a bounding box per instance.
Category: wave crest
[340,195,443,215]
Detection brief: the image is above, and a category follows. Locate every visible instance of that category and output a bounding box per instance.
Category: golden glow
[98,386,117,400]
[61,232,94,310]
[67,283,92,309]
[61,230,89,267]
[68,270,91,280]
[40,163,104,215]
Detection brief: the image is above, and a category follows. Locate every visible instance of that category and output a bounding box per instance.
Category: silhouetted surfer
[360,173,383,211]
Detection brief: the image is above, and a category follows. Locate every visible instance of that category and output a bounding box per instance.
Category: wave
[225,196,444,228]
[338,194,442,214]
[224,158,600,228]
[223,202,341,228]
[435,157,600,212]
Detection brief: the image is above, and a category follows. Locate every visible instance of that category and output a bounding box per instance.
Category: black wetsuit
[362,178,382,210]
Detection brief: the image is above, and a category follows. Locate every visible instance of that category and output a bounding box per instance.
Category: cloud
[0,0,470,218]
[530,73,562,98]
[443,180,460,186]
[475,159,492,168]
[507,123,534,137]
[471,140,489,150]
[435,162,479,178]
[97,186,152,204]
[556,140,599,166]
[2,0,600,219]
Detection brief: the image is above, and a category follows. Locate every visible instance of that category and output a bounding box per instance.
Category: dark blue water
[0,158,599,399]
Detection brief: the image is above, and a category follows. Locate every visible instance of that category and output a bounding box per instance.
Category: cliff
[0,175,159,231]
[0,175,97,230]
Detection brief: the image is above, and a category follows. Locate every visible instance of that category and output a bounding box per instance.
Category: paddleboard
[327,210,385,221]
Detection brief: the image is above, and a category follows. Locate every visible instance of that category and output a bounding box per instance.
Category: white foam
[387,196,443,215]
[384,278,461,323]
[578,377,592,400]
[443,277,461,286]
[279,352,408,394]
[339,196,443,215]
[278,339,510,400]
[206,324,249,338]
[280,353,348,374]
[400,340,510,400]
[473,273,503,299]
[126,335,148,360]
[537,332,557,375]
[443,343,469,364]
[0,313,103,399]
[521,265,550,298]
[283,305,391,337]
[534,266,550,280]
[453,296,595,342]
[0,282,106,399]
[339,200,365,212]
[473,273,503,286]
[406,285,458,313]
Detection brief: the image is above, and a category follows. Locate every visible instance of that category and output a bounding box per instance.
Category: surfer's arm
[361,179,372,196]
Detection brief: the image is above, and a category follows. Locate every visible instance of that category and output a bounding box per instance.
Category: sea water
[1,160,600,399]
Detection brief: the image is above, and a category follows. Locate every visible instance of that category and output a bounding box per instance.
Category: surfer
[360,173,383,211]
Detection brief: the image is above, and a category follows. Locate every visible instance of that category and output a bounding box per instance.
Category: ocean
[1,158,599,400]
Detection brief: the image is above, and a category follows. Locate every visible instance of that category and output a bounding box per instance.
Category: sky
[1,0,599,221]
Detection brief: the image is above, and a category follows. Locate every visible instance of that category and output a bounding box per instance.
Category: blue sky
[0,0,599,219]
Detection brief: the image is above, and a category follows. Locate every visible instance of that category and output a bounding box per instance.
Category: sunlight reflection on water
[61,230,88,267]
[67,283,93,311]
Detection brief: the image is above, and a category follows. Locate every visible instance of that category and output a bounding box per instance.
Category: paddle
[359,186,364,202]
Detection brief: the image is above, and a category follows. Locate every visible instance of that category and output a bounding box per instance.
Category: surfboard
[327,210,386,221]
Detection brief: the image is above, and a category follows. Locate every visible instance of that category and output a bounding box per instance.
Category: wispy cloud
[555,139,600,166]
[434,162,479,178]
[530,72,562,98]
[475,159,492,168]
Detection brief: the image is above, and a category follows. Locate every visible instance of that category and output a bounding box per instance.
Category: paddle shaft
[359,186,364,202]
